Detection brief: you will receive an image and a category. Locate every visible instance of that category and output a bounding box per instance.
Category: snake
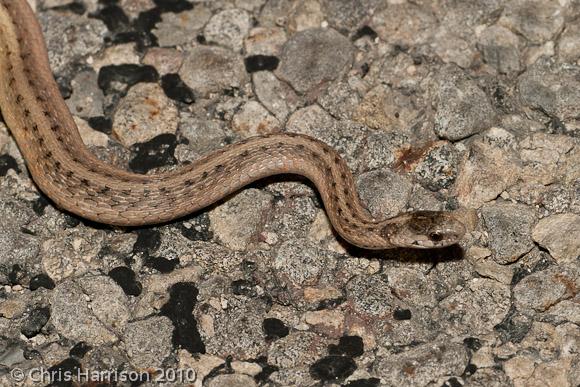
[0,0,465,250]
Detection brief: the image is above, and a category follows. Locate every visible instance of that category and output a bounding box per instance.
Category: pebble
[356,169,412,219]
[439,278,511,335]
[209,189,274,250]
[455,140,520,208]
[434,65,497,140]
[373,342,468,385]
[514,265,578,313]
[252,70,302,121]
[478,25,522,74]
[142,47,184,75]
[275,28,354,94]
[65,70,104,118]
[558,23,580,63]
[499,0,565,44]
[481,202,537,264]
[179,46,248,98]
[124,316,173,369]
[204,9,251,52]
[207,374,257,387]
[112,83,179,147]
[244,27,287,56]
[532,213,580,263]
[231,101,281,137]
[50,278,127,345]
[39,11,107,74]
[91,43,140,72]
[273,239,334,287]
[153,6,211,47]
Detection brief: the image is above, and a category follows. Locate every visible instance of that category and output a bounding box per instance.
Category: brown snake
[0,0,465,249]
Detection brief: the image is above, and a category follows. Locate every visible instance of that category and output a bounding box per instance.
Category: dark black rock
[29,274,56,291]
[244,55,279,73]
[161,73,195,104]
[161,282,205,354]
[108,266,142,296]
[129,133,178,174]
[21,307,50,338]
[309,355,356,381]
[262,318,289,341]
[0,154,19,176]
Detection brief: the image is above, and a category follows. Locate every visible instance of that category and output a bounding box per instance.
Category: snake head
[382,211,466,249]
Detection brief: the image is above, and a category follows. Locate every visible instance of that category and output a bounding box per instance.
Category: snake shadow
[253,175,466,264]
[340,242,465,264]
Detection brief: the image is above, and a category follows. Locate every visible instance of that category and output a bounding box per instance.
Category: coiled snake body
[0,0,465,249]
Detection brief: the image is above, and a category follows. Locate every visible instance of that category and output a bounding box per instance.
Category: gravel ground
[0,0,579,386]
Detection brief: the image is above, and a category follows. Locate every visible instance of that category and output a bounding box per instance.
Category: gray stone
[267,331,327,368]
[0,339,25,367]
[266,195,319,246]
[112,83,179,147]
[514,265,578,313]
[322,0,369,32]
[353,84,420,134]
[411,141,460,191]
[257,0,293,27]
[124,316,173,369]
[455,140,520,208]
[286,105,366,170]
[518,133,576,185]
[207,374,257,387]
[65,70,104,118]
[287,1,324,32]
[373,342,469,385]
[363,130,410,171]
[356,169,413,219]
[179,46,249,98]
[209,189,274,250]
[231,101,281,137]
[346,274,398,317]
[204,9,251,52]
[153,6,211,47]
[558,23,580,63]
[371,2,437,46]
[499,0,565,44]
[40,11,107,74]
[434,65,497,140]
[253,71,302,122]
[202,296,270,359]
[274,239,335,287]
[518,60,580,135]
[244,27,287,56]
[235,0,266,12]
[439,278,511,335]
[275,28,354,94]
[142,47,184,75]
[179,113,229,157]
[0,198,39,284]
[318,78,364,120]
[481,202,537,264]
[41,227,107,281]
[50,278,126,345]
[478,25,522,74]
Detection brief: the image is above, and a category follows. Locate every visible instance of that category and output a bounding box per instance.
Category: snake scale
[0,0,465,249]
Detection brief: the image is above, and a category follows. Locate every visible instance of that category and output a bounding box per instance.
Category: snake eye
[429,232,444,242]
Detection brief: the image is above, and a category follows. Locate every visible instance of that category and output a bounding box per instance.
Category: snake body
[0,0,465,249]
